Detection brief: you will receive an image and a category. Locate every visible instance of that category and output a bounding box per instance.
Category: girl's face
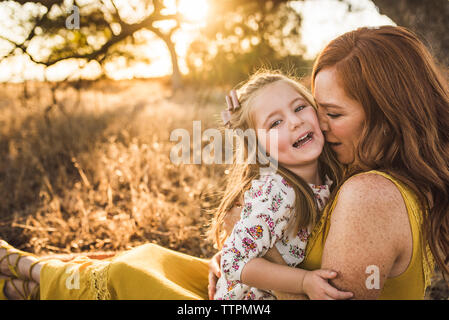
[314,67,366,164]
[252,80,324,172]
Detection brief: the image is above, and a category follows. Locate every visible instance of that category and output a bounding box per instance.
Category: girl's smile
[292,131,314,149]
[251,80,325,183]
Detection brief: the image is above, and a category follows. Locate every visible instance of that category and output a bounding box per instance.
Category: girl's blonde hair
[208,70,343,249]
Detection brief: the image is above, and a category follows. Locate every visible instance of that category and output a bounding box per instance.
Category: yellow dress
[300,170,435,299]
[38,170,433,300]
[40,244,210,300]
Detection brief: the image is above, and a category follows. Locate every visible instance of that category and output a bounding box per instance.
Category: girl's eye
[327,113,341,119]
[295,105,305,112]
[270,120,281,128]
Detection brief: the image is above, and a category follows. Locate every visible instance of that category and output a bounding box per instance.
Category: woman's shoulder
[340,170,402,198]
[321,171,413,299]
[334,170,407,222]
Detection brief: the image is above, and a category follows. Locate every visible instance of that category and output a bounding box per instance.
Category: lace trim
[423,242,435,289]
[87,261,112,300]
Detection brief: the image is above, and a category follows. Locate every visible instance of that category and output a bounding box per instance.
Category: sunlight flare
[178,0,209,22]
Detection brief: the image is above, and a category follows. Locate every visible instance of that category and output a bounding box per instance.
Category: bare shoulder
[322,172,410,298]
[335,172,406,221]
[328,172,410,263]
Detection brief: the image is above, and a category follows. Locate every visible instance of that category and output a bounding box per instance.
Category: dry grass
[0,78,446,299]
[0,79,226,259]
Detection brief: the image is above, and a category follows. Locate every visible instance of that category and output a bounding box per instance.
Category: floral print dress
[214,172,332,300]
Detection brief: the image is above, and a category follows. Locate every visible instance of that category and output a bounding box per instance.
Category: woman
[1,26,448,300]
[210,25,449,300]
[310,25,448,299]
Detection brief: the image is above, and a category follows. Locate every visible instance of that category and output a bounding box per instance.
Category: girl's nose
[289,115,304,130]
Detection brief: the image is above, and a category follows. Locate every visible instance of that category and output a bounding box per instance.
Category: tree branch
[0,0,183,68]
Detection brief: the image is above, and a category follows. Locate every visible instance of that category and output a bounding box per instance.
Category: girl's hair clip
[221,109,232,126]
[221,89,240,126]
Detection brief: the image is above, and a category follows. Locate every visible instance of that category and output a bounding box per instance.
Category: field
[0,79,446,299]
[0,79,227,258]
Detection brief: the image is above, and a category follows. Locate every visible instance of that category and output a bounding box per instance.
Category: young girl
[210,70,350,300]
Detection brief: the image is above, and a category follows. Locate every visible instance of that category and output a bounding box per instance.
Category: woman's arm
[321,173,411,299]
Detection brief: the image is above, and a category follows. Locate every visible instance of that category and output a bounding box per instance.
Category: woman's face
[314,67,366,164]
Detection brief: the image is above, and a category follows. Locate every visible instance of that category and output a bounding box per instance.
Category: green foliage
[0,0,180,79]
[185,0,311,86]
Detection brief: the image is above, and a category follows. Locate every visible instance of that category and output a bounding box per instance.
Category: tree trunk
[372,0,449,67]
[163,37,183,91]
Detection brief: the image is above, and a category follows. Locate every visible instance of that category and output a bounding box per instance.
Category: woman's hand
[208,251,222,299]
[303,269,354,300]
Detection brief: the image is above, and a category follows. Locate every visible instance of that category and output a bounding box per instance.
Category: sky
[292,0,394,59]
[0,0,394,82]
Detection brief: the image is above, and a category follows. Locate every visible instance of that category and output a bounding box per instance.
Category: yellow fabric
[40,243,209,300]
[36,170,434,300]
[0,279,6,300]
[299,170,435,300]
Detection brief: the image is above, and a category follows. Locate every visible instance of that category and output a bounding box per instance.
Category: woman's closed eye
[327,113,341,119]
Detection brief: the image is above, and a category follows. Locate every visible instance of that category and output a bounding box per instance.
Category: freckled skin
[259,173,413,300]
[321,173,412,299]
[311,66,413,299]
[220,68,415,299]
[221,177,413,300]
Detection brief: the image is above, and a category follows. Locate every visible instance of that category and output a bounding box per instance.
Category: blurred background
[0,0,447,299]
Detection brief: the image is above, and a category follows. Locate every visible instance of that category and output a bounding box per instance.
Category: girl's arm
[208,217,353,300]
[263,247,308,299]
[219,176,298,284]
[321,173,410,299]
[241,257,353,299]
[241,257,307,293]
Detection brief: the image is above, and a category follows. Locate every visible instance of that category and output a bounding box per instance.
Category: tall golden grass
[0,79,226,259]
[0,79,445,299]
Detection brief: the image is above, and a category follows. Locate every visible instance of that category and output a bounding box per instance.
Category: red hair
[312,26,449,276]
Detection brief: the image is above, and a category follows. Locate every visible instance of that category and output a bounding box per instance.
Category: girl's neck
[285,161,322,185]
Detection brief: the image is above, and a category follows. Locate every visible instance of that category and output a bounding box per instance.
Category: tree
[0,0,185,89]
[370,0,449,67]
[2,0,446,89]
[186,0,449,87]
[185,0,311,86]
